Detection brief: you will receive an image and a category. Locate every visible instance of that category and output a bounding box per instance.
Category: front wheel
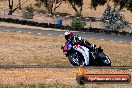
[68,54,80,66]
[68,52,84,66]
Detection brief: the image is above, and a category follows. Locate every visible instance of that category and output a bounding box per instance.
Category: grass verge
[0,30,131,66]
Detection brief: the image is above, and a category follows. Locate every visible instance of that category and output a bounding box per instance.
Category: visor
[65,35,70,40]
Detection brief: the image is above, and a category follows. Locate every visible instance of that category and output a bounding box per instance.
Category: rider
[64,31,96,51]
[63,31,96,66]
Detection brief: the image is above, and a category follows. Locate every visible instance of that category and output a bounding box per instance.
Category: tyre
[103,58,111,66]
[96,53,111,66]
[6,18,12,23]
[0,17,3,21]
[68,54,80,66]
[68,52,84,66]
[12,19,19,23]
[20,20,27,25]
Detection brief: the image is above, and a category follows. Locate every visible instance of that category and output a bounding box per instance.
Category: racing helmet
[64,31,73,40]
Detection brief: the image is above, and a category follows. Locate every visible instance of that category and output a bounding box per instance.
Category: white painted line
[119,41,123,42]
[59,35,63,36]
[47,34,52,36]
[6,30,9,31]
[37,33,42,35]
[28,32,32,34]
[110,40,113,42]
[100,39,104,41]
[18,31,22,33]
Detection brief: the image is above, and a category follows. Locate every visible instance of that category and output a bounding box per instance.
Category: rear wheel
[103,58,111,66]
[96,53,111,66]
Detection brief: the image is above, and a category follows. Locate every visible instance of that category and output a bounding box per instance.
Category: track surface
[0,26,131,42]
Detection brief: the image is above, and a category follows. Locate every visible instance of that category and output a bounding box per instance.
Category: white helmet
[64,31,73,40]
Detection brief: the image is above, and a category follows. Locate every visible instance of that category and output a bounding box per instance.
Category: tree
[63,0,83,13]
[8,0,28,15]
[90,0,129,31]
[113,0,132,12]
[35,0,62,14]
[36,0,84,14]
[100,5,128,31]
[70,13,86,29]
[90,0,132,12]
[90,0,108,10]
[18,0,21,9]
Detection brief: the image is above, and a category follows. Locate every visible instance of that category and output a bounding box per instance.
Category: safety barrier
[0,16,131,36]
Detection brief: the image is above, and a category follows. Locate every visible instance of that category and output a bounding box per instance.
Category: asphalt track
[0,26,131,43]
[0,26,132,69]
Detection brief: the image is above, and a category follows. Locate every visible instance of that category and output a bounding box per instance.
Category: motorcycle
[61,40,111,66]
